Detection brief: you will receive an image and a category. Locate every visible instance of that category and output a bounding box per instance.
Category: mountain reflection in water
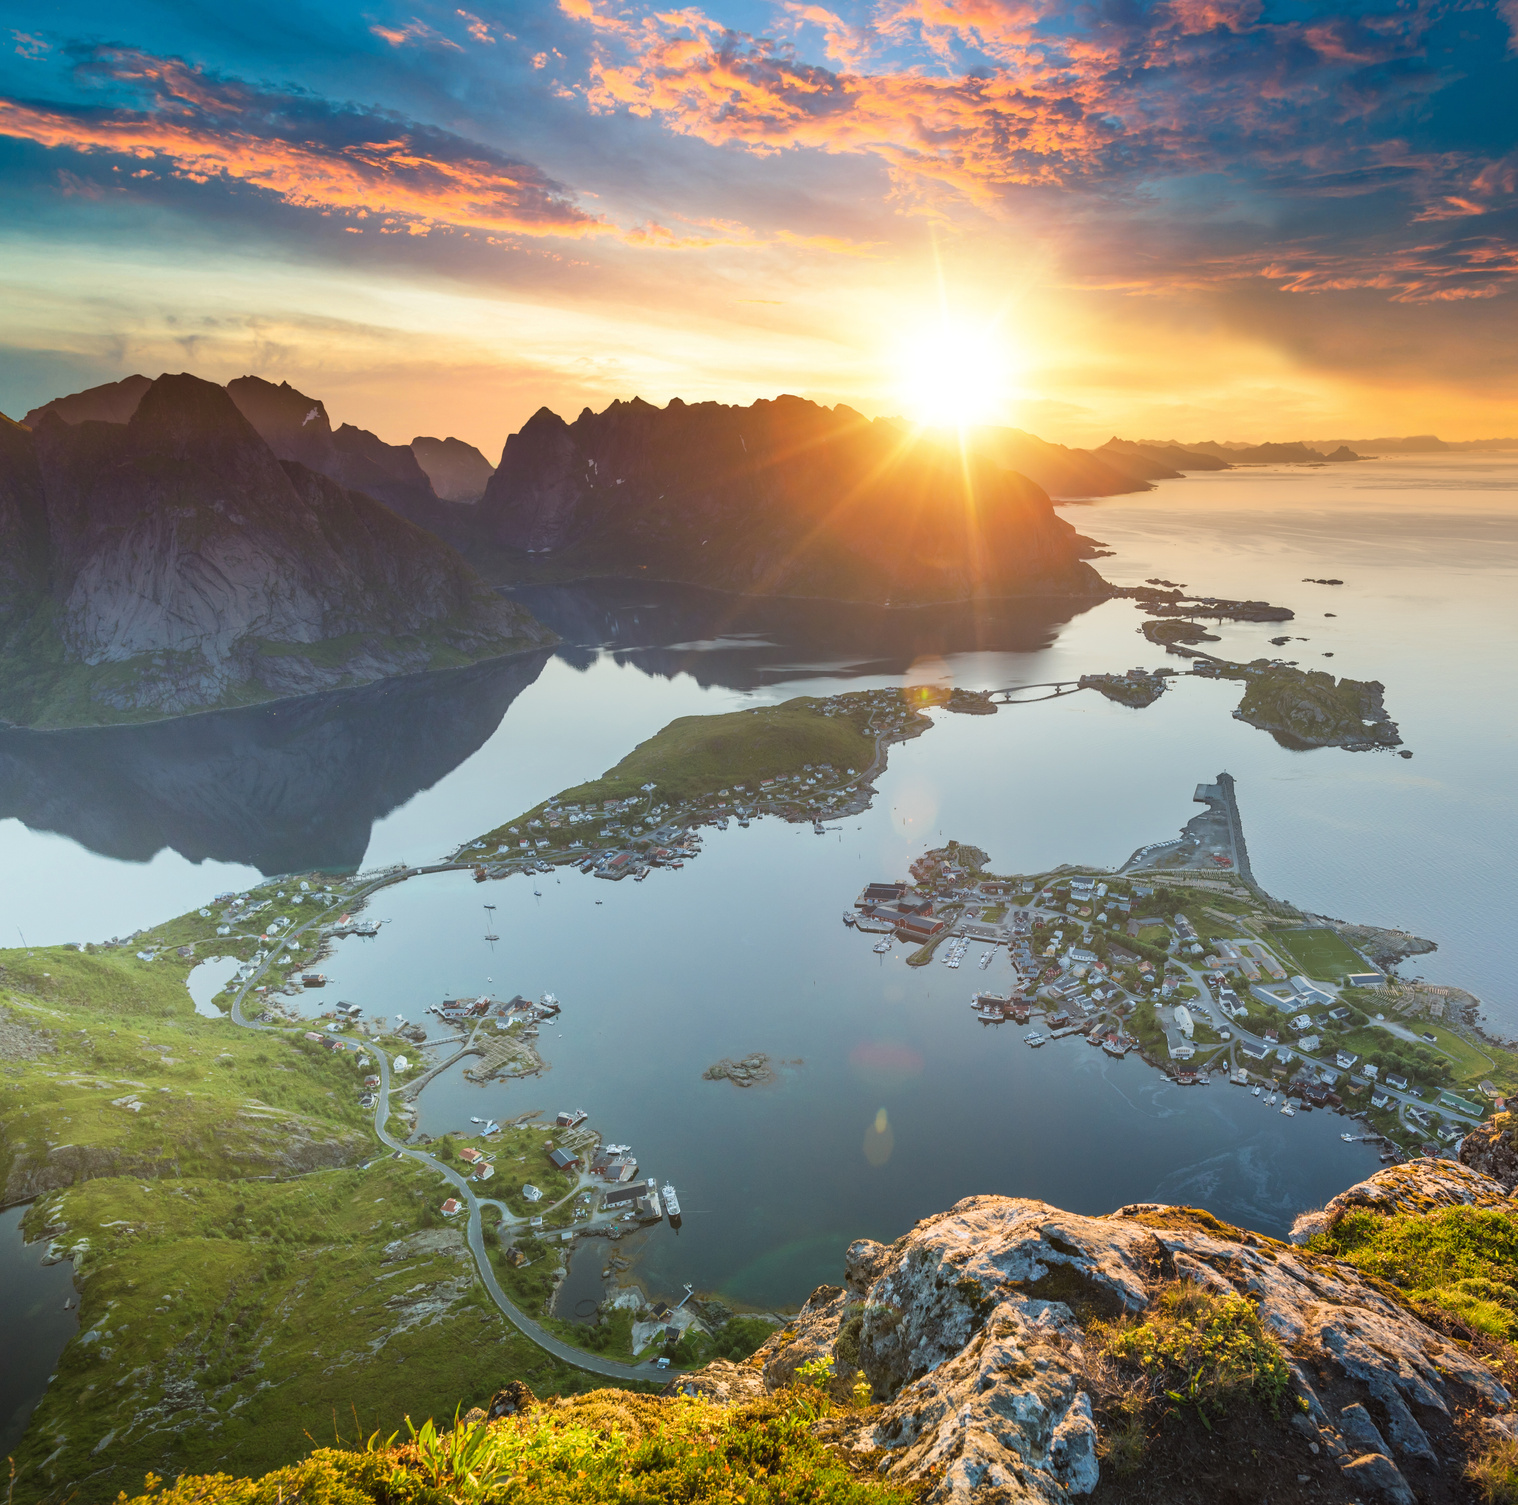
[0,583,1095,879]
[510,579,1093,689]
[0,649,550,875]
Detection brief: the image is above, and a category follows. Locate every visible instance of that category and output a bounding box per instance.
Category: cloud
[370,19,464,51]
[0,47,885,256]
[0,49,601,238]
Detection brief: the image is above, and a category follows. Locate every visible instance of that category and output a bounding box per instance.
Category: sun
[894,320,1010,428]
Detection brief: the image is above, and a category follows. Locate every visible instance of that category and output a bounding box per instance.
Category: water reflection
[0,649,550,875]
[507,579,1095,690]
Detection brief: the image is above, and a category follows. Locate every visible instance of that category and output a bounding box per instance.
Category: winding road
[225,867,677,1383]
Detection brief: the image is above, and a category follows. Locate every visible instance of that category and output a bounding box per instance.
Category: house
[522,1184,543,1202]
[1241,1042,1270,1060]
[556,1109,588,1129]
[1371,1092,1391,1109]
[440,1198,462,1218]
[1328,1007,1351,1022]
[858,882,907,906]
[548,1146,581,1171]
[459,1147,484,1165]
[1363,1063,1378,1080]
[1173,1006,1195,1039]
[1345,971,1384,988]
[895,914,947,942]
[1069,948,1098,965]
[602,1180,650,1208]
[1298,1034,1321,1052]
[1290,1014,1314,1033]
[1386,1073,1409,1091]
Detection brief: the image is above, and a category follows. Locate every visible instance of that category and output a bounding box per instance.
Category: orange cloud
[369,18,464,50]
[0,50,883,255]
[0,93,597,237]
[575,2,1116,204]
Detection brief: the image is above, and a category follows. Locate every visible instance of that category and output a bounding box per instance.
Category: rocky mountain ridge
[0,374,550,727]
[474,395,1110,604]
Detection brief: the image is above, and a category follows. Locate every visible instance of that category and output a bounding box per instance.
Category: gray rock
[681,1170,1518,1503]
[1340,1449,1417,1504]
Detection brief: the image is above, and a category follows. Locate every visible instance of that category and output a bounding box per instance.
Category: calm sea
[3,453,1515,1314]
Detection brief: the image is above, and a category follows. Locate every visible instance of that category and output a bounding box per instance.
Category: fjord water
[2,454,1516,1307]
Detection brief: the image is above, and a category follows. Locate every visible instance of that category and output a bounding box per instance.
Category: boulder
[1460,1112,1518,1192]
[681,1175,1518,1503]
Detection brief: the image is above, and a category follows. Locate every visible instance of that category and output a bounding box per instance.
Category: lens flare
[863,1106,895,1166]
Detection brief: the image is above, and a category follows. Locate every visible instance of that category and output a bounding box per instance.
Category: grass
[557,697,878,806]
[0,936,641,1501]
[1267,926,1371,982]
[465,690,928,857]
[13,1166,620,1503]
[111,1387,912,1505]
[1310,1203,1518,1340]
[1090,1280,1291,1471]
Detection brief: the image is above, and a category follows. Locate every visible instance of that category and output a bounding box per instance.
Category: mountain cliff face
[0,374,550,727]
[22,374,153,429]
[412,434,495,502]
[225,375,443,520]
[477,396,1108,604]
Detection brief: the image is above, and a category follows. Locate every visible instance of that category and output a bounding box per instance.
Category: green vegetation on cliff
[1312,1203,1518,1341]
[0,937,607,1504]
[111,1388,910,1505]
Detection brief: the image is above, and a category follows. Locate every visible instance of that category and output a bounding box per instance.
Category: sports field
[1270,926,1371,981]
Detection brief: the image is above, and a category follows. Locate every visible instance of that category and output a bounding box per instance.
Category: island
[841,772,1506,1162]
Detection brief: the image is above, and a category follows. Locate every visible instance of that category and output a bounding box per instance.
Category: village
[844,775,1510,1163]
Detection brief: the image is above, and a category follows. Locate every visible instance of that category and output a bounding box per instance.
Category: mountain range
[11,368,1500,727]
[0,374,549,728]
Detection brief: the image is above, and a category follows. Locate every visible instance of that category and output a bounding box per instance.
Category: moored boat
[662,1182,682,1228]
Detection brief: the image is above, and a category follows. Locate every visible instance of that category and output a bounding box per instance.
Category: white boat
[1266,1093,1276,1105]
[1025,1033,1045,1048]
[1252,1085,1262,1097]
[873,939,891,954]
[1281,1103,1296,1116]
[1341,1132,1355,1141]
[662,1182,682,1228]
[980,950,994,970]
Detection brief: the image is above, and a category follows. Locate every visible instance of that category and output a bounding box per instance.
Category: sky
[0,0,1515,451]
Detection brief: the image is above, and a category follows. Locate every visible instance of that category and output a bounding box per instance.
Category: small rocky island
[703,1053,779,1087]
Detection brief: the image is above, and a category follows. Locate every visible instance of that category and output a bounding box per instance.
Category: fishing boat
[1101,1037,1127,1058]
[1252,1085,1262,1097]
[1281,1103,1297,1116]
[662,1182,682,1228]
[979,950,994,970]
[1266,1093,1277,1105]
[873,938,891,954]
[1025,1032,1046,1048]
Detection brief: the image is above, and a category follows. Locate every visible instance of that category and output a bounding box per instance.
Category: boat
[1025,1032,1046,1048]
[662,1182,682,1228]
[1266,1093,1276,1105]
[1341,1132,1355,1141]
[979,950,994,970]
[1101,1037,1127,1057]
[1281,1103,1296,1116]
[1252,1085,1262,1097]
[842,912,857,927]
[873,939,891,954]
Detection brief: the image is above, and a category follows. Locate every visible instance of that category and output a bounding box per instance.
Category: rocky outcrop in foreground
[679,1167,1518,1503]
